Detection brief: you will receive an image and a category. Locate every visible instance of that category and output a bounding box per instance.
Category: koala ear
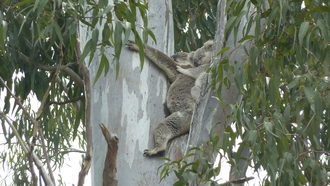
[203,40,214,50]
[188,52,194,61]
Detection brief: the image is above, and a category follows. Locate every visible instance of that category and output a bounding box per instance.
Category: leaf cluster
[158,128,221,186]
[215,0,330,185]
[172,0,217,52]
[168,0,330,185]
[0,0,153,185]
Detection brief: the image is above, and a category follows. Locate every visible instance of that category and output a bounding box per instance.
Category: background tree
[164,0,330,185]
[1,0,330,186]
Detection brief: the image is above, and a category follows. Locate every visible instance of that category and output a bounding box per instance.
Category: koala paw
[176,66,185,73]
[143,149,152,157]
[126,40,139,51]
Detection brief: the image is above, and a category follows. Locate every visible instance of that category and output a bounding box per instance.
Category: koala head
[192,40,213,66]
[171,51,195,67]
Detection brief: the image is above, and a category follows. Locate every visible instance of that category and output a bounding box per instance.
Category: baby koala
[172,40,213,101]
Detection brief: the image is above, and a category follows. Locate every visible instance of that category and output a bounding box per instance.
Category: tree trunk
[189,0,260,184]
[80,0,181,185]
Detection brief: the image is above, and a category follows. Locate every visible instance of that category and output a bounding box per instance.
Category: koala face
[171,52,195,67]
[193,50,211,67]
[192,40,213,66]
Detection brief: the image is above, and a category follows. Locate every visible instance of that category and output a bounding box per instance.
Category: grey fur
[176,40,213,101]
[126,41,195,156]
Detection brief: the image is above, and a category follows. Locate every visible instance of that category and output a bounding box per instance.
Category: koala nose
[171,54,178,62]
[193,60,199,67]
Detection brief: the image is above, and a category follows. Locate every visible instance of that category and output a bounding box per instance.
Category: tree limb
[75,30,93,186]
[18,51,84,88]
[220,176,254,186]
[36,95,85,120]
[38,127,56,184]
[28,158,38,186]
[99,123,119,186]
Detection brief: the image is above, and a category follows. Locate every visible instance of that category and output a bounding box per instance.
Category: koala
[171,51,195,68]
[175,40,214,101]
[126,40,195,156]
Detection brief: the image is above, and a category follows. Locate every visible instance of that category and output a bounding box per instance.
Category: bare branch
[220,176,254,186]
[75,30,93,186]
[28,147,38,186]
[47,96,85,106]
[39,128,56,184]
[36,96,85,120]
[99,123,119,186]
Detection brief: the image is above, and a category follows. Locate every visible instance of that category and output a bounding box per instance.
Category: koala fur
[126,40,195,156]
[175,40,214,101]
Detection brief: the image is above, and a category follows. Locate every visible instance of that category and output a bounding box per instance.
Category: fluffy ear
[188,51,194,62]
[203,40,214,50]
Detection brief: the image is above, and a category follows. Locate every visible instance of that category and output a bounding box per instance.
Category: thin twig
[36,95,85,120]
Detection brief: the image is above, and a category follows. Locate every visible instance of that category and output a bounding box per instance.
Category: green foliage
[168,0,330,185]
[0,0,152,185]
[159,128,221,186]
[172,0,217,51]
[2,0,329,185]
[212,0,330,185]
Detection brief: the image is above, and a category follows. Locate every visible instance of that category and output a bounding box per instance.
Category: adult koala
[174,40,213,101]
[127,40,195,156]
[126,40,213,156]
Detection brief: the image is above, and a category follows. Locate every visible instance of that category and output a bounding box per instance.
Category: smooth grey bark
[80,0,262,185]
[80,0,180,185]
[189,0,261,184]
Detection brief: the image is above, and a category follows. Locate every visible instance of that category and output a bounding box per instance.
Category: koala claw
[126,40,139,51]
[143,149,151,156]
[143,148,160,156]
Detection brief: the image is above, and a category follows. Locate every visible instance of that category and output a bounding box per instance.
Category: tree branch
[38,127,56,184]
[99,123,119,186]
[220,176,254,186]
[28,143,38,186]
[18,52,84,88]
[75,30,93,186]
[33,43,65,185]
[36,96,85,120]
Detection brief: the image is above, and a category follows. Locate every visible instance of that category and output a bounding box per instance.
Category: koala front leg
[176,64,208,79]
[126,40,140,52]
[176,66,200,79]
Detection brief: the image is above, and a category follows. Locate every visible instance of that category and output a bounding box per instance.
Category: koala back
[166,74,195,114]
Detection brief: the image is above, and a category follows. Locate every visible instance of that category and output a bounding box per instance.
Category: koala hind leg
[144,111,191,156]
